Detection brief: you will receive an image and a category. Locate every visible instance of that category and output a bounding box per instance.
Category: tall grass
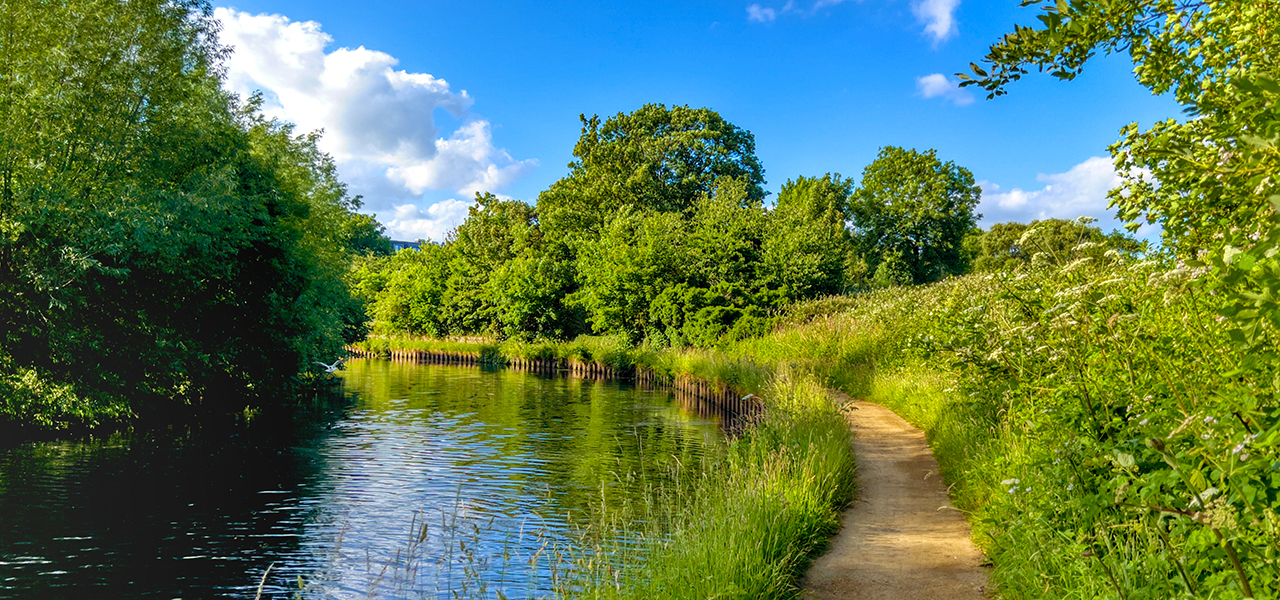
[566,367,855,599]
[767,254,1280,599]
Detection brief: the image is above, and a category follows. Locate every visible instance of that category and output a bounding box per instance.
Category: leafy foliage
[960,0,1279,252]
[537,104,766,245]
[851,146,980,285]
[0,0,370,428]
[935,1,1280,596]
[970,218,1143,273]
[762,174,858,298]
[361,111,985,348]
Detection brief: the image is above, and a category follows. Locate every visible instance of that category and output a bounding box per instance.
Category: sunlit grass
[564,367,854,599]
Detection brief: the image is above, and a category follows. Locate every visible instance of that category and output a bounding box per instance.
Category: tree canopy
[0,0,371,428]
[537,104,766,244]
[850,146,980,285]
[960,0,1279,252]
[763,174,857,298]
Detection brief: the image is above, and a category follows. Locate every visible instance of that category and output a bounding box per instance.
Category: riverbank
[359,249,1280,599]
[351,334,856,598]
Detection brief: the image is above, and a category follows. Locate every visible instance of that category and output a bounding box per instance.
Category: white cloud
[801,0,957,42]
[912,0,959,42]
[214,8,536,233]
[387,120,538,197]
[747,4,777,22]
[380,199,475,242]
[916,73,973,106]
[977,157,1156,237]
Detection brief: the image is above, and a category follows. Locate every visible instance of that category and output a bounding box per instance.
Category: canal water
[0,359,724,599]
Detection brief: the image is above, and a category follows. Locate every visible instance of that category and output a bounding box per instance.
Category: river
[0,358,724,599]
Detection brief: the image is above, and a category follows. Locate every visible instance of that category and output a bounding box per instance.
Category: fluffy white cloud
[380,199,475,242]
[912,0,959,42]
[916,73,973,106]
[387,120,537,196]
[214,8,536,237]
[747,4,777,22]
[802,0,957,41]
[977,157,1156,237]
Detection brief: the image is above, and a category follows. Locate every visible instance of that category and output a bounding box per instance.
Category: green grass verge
[764,258,1280,599]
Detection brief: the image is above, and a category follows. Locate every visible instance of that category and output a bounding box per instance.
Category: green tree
[960,0,1279,253]
[436,193,580,338]
[363,244,452,337]
[341,210,393,256]
[970,218,1142,273]
[763,174,856,299]
[485,248,581,340]
[850,147,981,285]
[686,177,768,290]
[571,177,782,346]
[0,0,364,427]
[570,208,689,341]
[441,193,542,334]
[537,104,765,244]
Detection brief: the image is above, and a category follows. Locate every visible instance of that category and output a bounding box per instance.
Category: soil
[803,397,992,600]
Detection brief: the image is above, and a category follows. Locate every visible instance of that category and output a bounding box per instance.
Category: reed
[563,367,855,599]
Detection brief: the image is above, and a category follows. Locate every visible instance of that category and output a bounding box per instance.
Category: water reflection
[0,359,722,599]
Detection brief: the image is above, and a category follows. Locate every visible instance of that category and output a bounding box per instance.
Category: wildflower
[1139,418,1149,426]
[1203,416,1218,425]
[1189,487,1219,508]
[1067,483,1075,491]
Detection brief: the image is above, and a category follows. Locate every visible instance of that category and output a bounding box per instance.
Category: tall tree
[851,147,981,285]
[570,208,689,341]
[536,104,765,245]
[763,174,856,299]
[441,193,542,334]
[0,0,365,428]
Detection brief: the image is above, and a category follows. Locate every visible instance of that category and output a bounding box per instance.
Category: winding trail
[803,397,991,600]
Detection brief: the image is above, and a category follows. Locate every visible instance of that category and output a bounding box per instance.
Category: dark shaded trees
[0,0,369,428]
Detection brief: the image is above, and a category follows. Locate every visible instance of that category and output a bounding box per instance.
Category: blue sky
[213,0,1179,241]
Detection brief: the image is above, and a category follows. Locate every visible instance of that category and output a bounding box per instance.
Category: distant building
[389,240,423,252]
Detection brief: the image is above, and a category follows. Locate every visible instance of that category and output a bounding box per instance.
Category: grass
[562,367,855,599]
[758,257,1280,599]
[359,249,1280,598]
[352,335,857,599]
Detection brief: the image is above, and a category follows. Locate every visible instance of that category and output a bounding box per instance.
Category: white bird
[315,359,344,373]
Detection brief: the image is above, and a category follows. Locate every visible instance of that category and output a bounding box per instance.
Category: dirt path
[803,397,991,600]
